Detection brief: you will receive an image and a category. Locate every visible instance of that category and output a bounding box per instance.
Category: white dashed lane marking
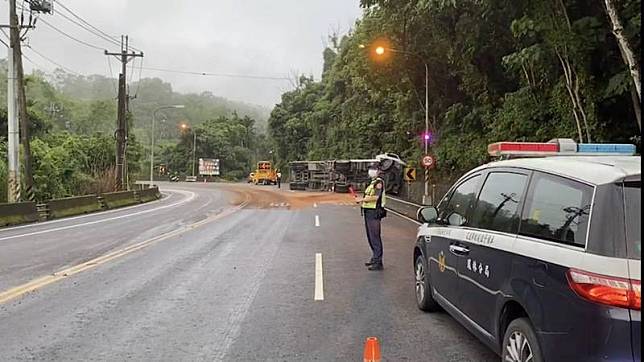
[314,253,324,301]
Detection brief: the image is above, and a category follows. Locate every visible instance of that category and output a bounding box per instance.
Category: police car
[413,140,641,362]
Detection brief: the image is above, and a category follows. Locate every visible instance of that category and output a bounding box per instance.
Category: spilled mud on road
[219,184,356,210]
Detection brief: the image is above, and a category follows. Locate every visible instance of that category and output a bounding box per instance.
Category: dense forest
[0,60,271,202]
[268,0,641,182]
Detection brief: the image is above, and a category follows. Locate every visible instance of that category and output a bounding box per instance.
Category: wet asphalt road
[0,182,496,361]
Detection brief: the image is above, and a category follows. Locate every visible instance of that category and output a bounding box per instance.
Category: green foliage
[27,132,142,201]
[160,113,268,180]
[269,0,641,179]
[0,59,272,201]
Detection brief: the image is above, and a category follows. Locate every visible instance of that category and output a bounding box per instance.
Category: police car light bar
[487,142,558,157]
[488,139,636,157]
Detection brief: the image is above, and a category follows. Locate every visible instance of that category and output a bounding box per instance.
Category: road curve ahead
[0,182,495,361]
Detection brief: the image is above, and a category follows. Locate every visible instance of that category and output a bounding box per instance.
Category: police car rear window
[520,172,593,247]
[624,181,641,260]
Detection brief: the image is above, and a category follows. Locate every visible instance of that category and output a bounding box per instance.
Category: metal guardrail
[385,196,423,223]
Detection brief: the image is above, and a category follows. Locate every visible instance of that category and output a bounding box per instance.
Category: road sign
[421,155,436,169]
[199,158,220,176]
[404,167,416,182]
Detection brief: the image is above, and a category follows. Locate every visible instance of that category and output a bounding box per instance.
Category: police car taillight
[567,269,641,310]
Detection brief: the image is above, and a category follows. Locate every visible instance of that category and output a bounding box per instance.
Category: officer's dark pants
[277,178,281,188]
[363,209,383,264]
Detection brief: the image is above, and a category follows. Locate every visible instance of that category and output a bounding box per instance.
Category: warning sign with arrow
[404,167,417,182]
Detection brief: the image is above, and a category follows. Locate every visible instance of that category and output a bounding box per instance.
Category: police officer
[355,163,386,271]
[276,170,282,189]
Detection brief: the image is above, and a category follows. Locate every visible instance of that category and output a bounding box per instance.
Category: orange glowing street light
[359,40,431,203]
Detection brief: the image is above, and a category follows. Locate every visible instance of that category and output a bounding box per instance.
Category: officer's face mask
[368,169,379,178]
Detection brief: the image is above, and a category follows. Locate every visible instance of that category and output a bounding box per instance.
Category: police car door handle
[449,245,470,256]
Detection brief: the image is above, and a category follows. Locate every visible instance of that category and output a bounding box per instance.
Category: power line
[23,45,80,75]
[140,66,291,81]
[128,54,137,83]
[53,7,122,48]
[55,0,143,52]
[22,51,49,71]
[133,56,144,98]
[39,17,106,51]
[106,56,118,94]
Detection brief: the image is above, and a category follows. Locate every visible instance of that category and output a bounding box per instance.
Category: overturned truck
[288,153,406,195]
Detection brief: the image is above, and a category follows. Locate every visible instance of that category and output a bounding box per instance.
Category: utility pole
[16,39,34,201]
[6,0,20,202]
[192,130,197,177]
[5,1,49,202]
[105,36,143,191]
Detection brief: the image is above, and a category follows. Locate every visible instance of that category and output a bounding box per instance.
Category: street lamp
[150,105,184,186]
[363,44,431,204]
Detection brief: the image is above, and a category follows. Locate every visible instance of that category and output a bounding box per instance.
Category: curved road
[0,182,495,361]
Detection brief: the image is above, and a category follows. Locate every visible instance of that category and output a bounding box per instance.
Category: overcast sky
[1,0,362,107]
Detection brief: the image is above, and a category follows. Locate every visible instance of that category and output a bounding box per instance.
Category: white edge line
[388,196,423,207]
[314,253,324,301]
[0,190,197,242]
[0,190,175,233]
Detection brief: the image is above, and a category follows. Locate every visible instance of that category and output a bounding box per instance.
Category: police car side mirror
[447,212,467,227]
[417,206,438,224]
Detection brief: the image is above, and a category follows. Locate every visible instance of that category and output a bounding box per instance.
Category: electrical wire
[55,0,143,52]
[133,56,144,98]
[23,45,80,75]
[0,31,47,71]
[39,17,106,51]
[22,51,48,71]
[128,55,137,83]
[140,66,291,81]
[106,56,118,95]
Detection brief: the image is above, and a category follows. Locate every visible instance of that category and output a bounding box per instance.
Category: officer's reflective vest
[362,177,386,209]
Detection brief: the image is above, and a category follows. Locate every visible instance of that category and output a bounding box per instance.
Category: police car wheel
[415,255,440,312]
[501,318,543,362]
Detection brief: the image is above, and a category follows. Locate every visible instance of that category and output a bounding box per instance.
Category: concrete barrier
[136,187,161,203]
[100,191,139,209]
[386,196,423,222]
[46,195,103,219]
[0,202,39,226]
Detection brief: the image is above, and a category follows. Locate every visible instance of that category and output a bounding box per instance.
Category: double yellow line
[0,193,250,305]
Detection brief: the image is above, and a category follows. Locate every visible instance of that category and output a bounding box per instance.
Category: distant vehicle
[413,140,640,362]
[169,174,180,182]
[287,153,406,194]
[185,176,197,182]
[253,161,277,185]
